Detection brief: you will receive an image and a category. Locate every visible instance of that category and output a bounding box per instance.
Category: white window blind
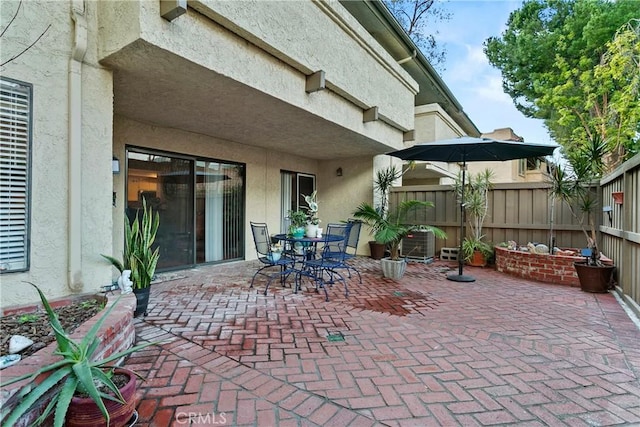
[0,78,31,272]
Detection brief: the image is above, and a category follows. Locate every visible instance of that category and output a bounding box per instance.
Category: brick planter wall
[0,291,137,426]
[495,246,584,287]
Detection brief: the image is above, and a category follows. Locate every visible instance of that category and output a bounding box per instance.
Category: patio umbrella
[387,136,558,282]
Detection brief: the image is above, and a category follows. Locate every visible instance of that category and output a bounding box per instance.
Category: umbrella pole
[448,160,475,282]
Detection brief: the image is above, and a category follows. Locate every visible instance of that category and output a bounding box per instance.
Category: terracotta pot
[611,191,623,205]
[66,368,136,427]
[468,250,486,267]
[369,241,386,260]
[574,262,615,293]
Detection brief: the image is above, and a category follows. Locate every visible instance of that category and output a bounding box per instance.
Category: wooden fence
[600,153,640,312]
[391,157,640,312]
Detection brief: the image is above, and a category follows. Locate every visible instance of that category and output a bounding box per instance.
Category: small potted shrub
[287,209,307,238]
[366,166,403,259]
[0,284,159,427]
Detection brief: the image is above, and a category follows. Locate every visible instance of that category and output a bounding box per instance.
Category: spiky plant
[0,284,159,426]
[548,135,607,265]
[102,198,160,289]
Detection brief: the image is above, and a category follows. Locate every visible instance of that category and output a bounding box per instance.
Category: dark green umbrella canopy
[387,136,558,162]
[387,136,558,283]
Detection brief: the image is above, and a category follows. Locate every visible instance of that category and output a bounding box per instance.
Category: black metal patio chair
[322,219,362,283]
[295,222,352,301]
[250,222,296,296]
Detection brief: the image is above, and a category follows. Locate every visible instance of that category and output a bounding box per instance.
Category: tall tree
[484,0,639,164]
[384,0,451,71]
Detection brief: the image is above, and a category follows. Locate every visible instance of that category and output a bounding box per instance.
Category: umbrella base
[447,274,476,282]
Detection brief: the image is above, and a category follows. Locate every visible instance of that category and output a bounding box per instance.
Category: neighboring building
[402,127,551,186]
[466,128,550,183]
[0,0,476,307]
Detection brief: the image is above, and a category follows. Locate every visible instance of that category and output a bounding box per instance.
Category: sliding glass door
[126,148,245,271]
[195,160,244,263]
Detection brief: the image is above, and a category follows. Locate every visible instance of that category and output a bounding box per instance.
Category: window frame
[0,77,33,273]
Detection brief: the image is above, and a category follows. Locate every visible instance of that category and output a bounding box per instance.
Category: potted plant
[352,199,446,279]
[548,136,614,292]
[302,191,321,237]
[365,166,403,259]
[461,236,493,267]
[102,198,160,317]
[0,284,158,427]
[287,209,308,239]
[453,168,494,267]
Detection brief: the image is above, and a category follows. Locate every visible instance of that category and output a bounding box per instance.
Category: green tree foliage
[484,0,639,164]
[384,0,451,71]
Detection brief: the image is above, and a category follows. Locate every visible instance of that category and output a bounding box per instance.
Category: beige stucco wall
[113,116,323,260]
[400,104,467,186]
[317,156,375,254]
[97,0,417,145]
[414,104,465,143]
[467,161,517,183]
[1,0,114,307]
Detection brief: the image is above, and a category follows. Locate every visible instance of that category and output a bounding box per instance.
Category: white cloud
[473,74,512,105]
[446,44,490,83]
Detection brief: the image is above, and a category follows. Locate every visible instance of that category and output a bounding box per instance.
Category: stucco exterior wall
[98,0,416,146]
[317,156,374,254]
[400,104,467,185]
[414,104,464,142]
[1,0,114,307]
[113,116,321,261]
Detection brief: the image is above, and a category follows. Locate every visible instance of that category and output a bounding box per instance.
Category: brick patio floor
[124,258,640,427]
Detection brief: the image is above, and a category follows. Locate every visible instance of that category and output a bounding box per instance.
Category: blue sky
[428,0,554,145]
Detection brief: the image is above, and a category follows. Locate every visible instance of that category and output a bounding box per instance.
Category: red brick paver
[126,258,640,426]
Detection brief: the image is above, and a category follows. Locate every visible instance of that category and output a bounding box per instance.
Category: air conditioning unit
[401,229,435,262]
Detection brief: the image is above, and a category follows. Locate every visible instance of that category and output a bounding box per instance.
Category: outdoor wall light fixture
[603,205,612,226]
[336,167,343,177]
[112,157,120,174]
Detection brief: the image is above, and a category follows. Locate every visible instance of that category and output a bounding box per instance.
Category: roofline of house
[364,1,481,137]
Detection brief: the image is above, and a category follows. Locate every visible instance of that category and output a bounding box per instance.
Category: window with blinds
[0,78,31,273]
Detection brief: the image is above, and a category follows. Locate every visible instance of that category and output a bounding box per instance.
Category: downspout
[68,0,87,292]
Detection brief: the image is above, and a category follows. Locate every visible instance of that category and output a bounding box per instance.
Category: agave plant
[102,198,160,289]
[0,283,159,427]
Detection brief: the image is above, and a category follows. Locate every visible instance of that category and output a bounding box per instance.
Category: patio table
[274,231,348,300]
[272,233,341,263]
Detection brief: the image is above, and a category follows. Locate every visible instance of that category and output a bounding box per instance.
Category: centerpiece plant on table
[302,190,321,237]
[287,209,308,238]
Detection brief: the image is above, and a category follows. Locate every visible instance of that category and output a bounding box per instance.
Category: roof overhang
[340,0,480,137]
